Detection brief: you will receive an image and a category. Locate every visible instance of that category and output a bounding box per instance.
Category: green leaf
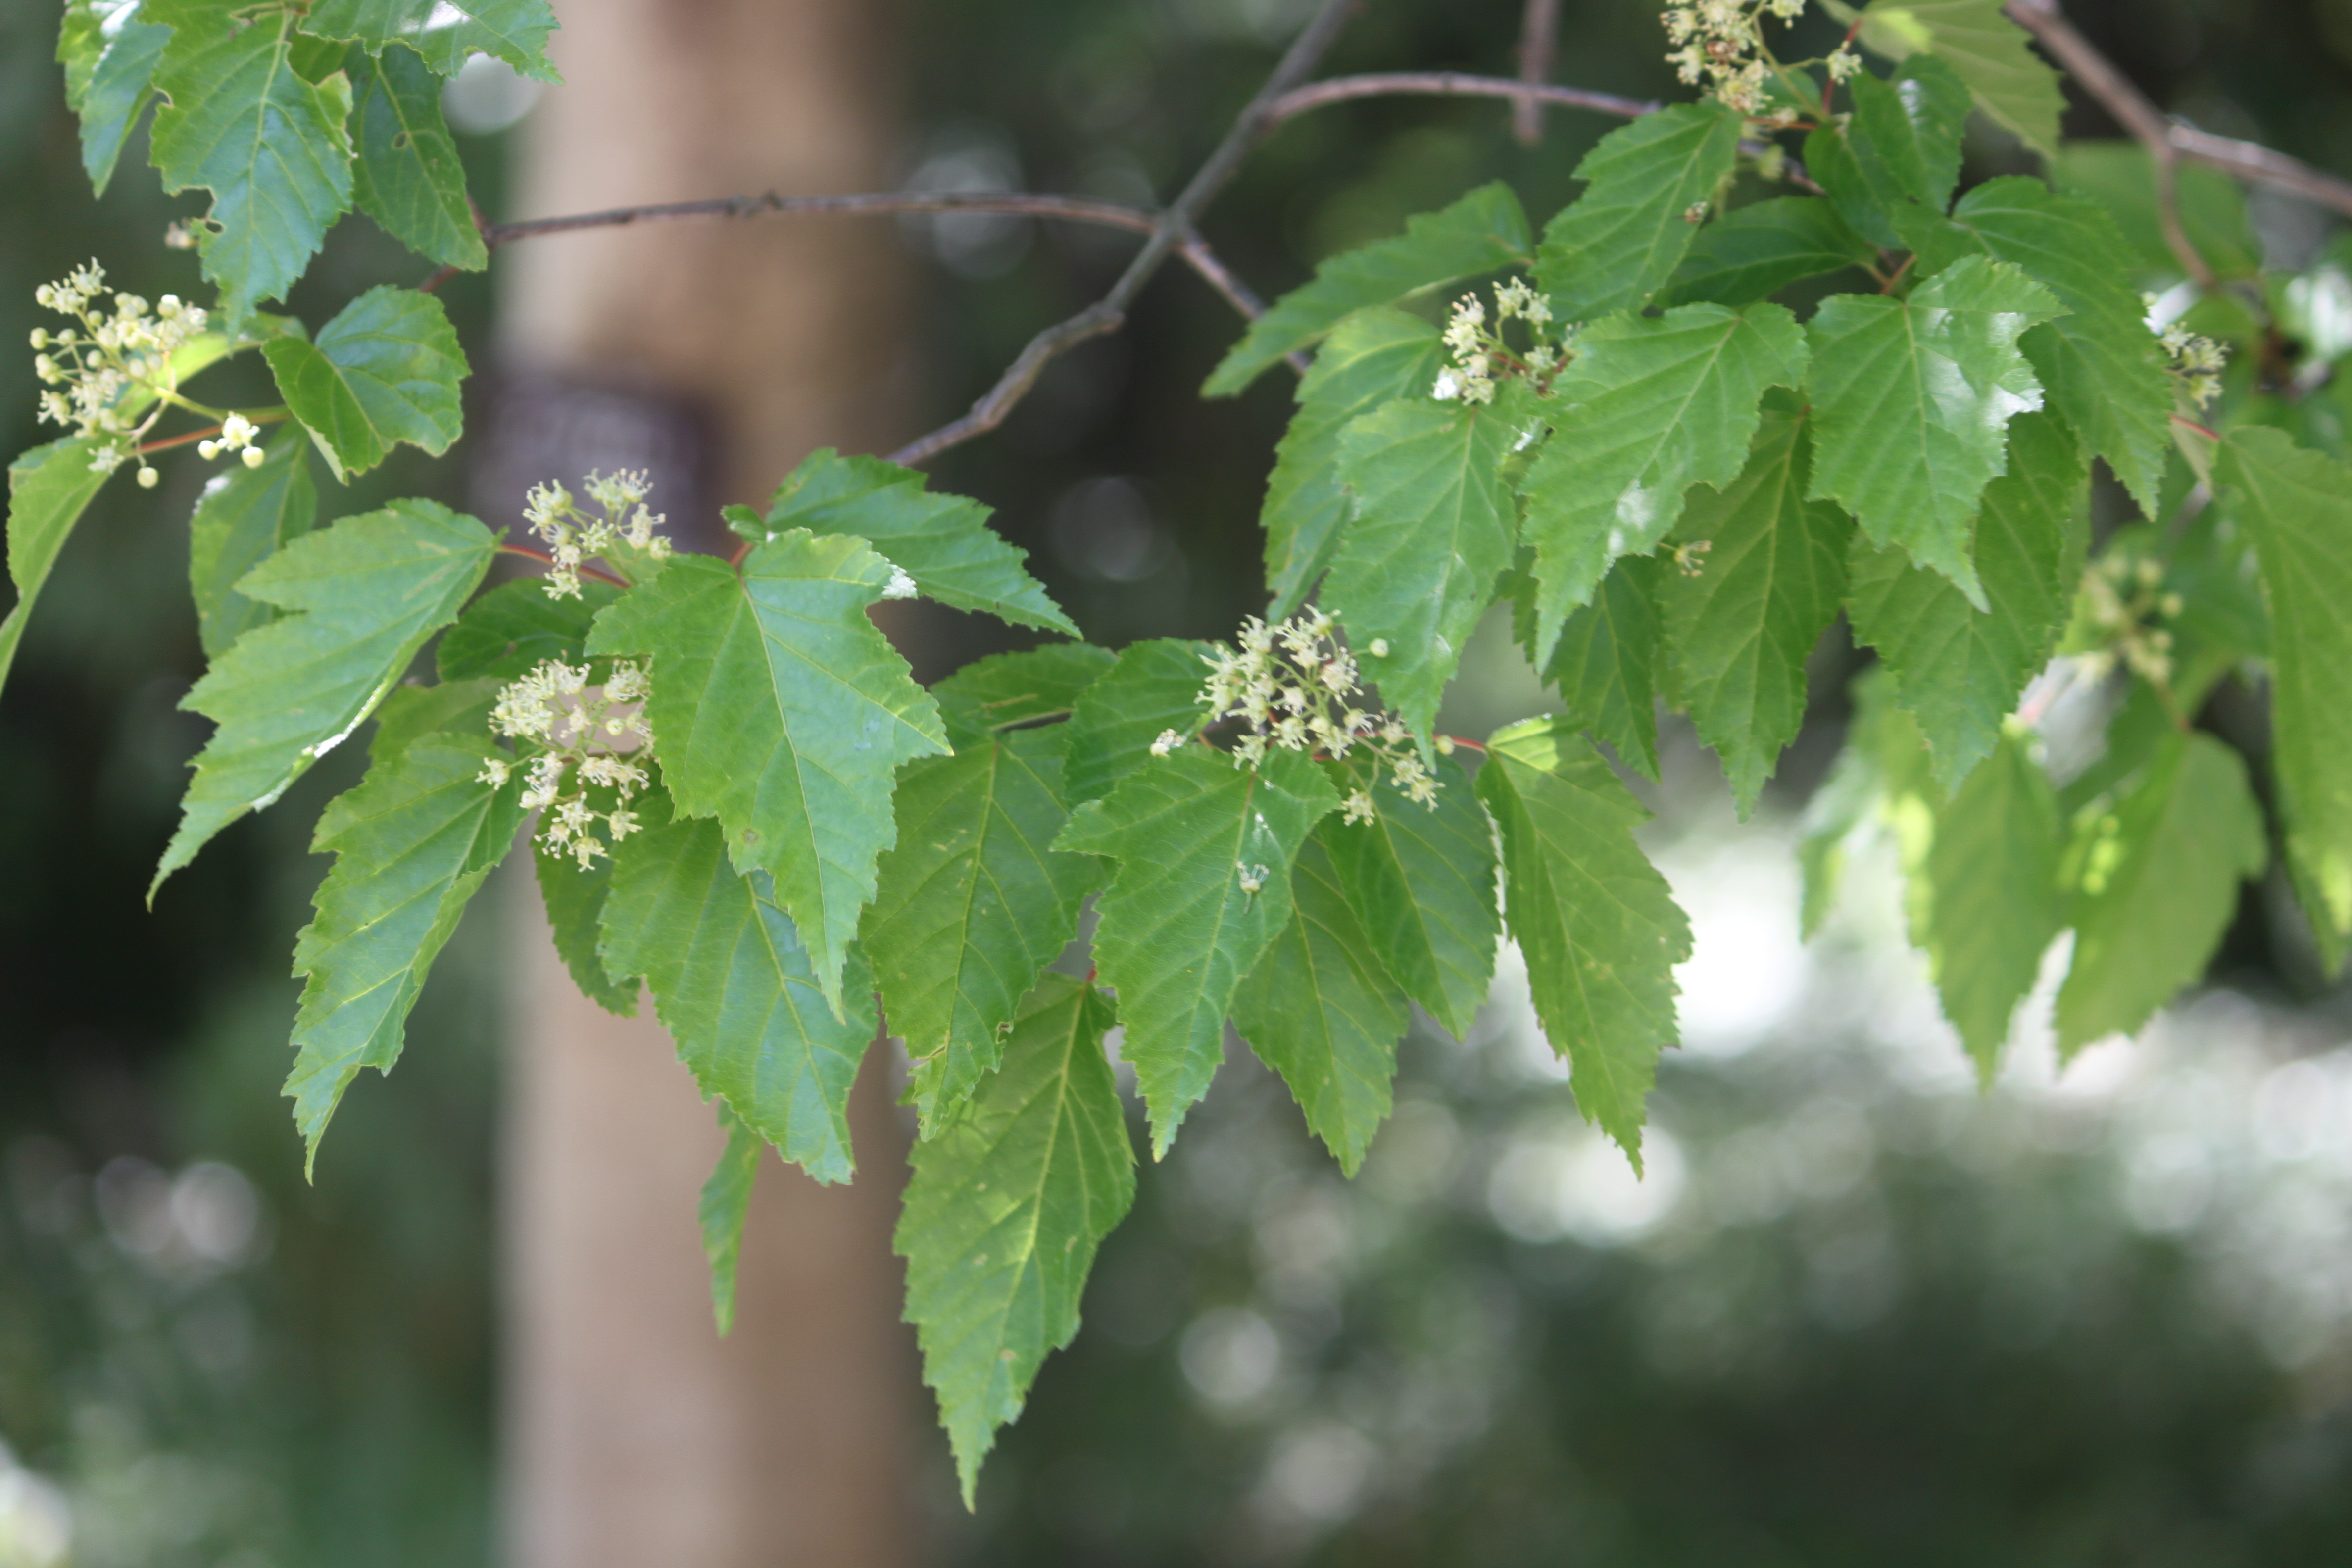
[2054,143,2261,281]
[2216,428,2352,958]
[759,449,1077,638]
[1055,747,1337,1154]
[597,816,879,1182]
[1804,254,2062,605]
[1,437,115,699]
[698,1101,762,1336]
[285,732,522,1167]
[1840,55,1971,247]
[1331,395,1525,743]
[347,42,486,271]
[536,832,641,1018]
[1203,183,1531,397]
[1535,102,1745,325]
[1658,395,1853,813]
[896,974,1133,1502]
[1546,552,1664,782]
[366,676,498,763]
[2055,732,2266,1055]
[1475,718,1691,1165]
[930,644,1114,750]
[148,0,355,322]
[1060,638,1215,806]
[435,576,621,682]
[1231,830,1409,1175]
[59,0,172,196]
[264,285,469,480]
[1259,306,1447,618]
[1921,728,2061,1080]
[864,730,1101,1126]
[158,498,497,891]
[1856,0,2066,160]
[1659,196,1878,307]
[1914,177,2175,514]
[1519,302,1808,661]
[1322,753,1499,1039]
[584,536,948,1015]
[187,427,316,658]
[300,0,559,81]
[1845,408,2087,789]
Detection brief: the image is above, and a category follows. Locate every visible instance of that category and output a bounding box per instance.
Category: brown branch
[498,542,631,590]
[1513,0,1562,146]
[1266,71,1659,127]
[886,0,1362,469]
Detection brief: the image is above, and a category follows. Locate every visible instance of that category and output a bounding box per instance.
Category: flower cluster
[480,659,657,868]
[1165,609,1451,821]
[30,260,209,482]
[1664,0,1805,115]
[2156,318,2227,411]
[196,411,266,468]
[2077,554,2183,689]
[1431,278,1565,406]
[522,469,674,598]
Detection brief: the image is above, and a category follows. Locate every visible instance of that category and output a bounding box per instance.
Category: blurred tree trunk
[493,2,925,1564]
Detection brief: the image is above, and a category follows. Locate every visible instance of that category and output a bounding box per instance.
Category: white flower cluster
[1431,278,1564,406]
[480,659,657,868]
[196,411,265,468]
[30,260,210,483]
[522,469,674,598]
[2156,317,2228,411]
[1663,1,1834,116]
[2078,554,2183,689]
[1177,608,1450,818]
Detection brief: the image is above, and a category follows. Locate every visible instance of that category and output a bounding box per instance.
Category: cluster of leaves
[10,0,2352,1505]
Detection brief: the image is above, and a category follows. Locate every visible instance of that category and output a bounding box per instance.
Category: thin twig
[1266,71,1659,126]
[1513,0,1562,146]
[498,542,630,590]
[887,0,1362,469]
[2005,1,2352,232]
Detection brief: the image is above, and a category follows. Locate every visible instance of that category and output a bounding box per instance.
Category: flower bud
[137,465,159,489]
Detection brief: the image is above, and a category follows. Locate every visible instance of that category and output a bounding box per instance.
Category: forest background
[6,0,2352,1563]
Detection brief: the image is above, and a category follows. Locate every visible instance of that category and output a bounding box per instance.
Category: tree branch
[1513,0,1562,146]
[1265,71,1659,127]
[886,0,1362,468]
[2005,0,2352,232]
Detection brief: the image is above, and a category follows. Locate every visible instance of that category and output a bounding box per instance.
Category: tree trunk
[492,3,925,1564]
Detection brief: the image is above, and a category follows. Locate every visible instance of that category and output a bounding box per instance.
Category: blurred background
[6,0,2352,1562]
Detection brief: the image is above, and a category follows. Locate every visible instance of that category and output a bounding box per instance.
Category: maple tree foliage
[15,0,2352,1500]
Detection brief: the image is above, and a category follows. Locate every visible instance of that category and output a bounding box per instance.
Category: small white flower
[881,565,919,600]
[1342,788,1375,827]
[1431,368,1462,401]
[478,758,512,788]
[1150,729,1183,757]
[1236,862,1269,896]
[1368,639,1390,658]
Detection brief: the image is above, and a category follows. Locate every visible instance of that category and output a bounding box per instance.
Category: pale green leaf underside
[1476,718,1690,1166]
[301,0,561,81]
[188,428,317,658]
[1060,638,1216,806]
[1204,181,1530,397]
[2,437,115,699]
[1260,306,1446,619]
[896,975,1133,1503]
[1232,831,1408,1176]
[1846,408,2086,790]
[159,499,497,893]
[1536,101,1745,325]
[2056,733,2265,1054]
[599,816,879,1183]
[1922,728,2061,1080]
[1804,254,2061,605]
[761,448,1077,638]
[1322,753,1499,1040]
[699,1101,762,1336]
[264,285,468,479]
[1520,301,1808,662]
[586,536,948,1016]
[1659,396,1852,814]
[1857,0,2066,159]
[348,41,487,271]
[60,0,171,196]
[2217,428,2352,954]
[1331,396,1524,744]
[864,731,1100,1127]
[1056,747,1337,1154]
[149,0,354,320]
[286,733,521,1166]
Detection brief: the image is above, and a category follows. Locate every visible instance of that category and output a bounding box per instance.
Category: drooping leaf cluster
[14,0,2352,1508]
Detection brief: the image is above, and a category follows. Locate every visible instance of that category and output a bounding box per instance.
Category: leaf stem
[135,407,291,455]
[499,542,631,590]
